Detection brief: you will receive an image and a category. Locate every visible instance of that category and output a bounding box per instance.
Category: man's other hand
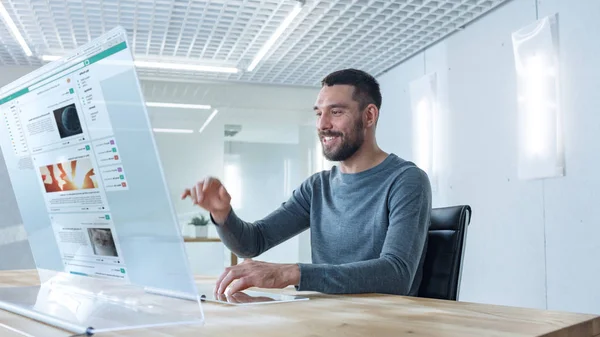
[215,259,300,295]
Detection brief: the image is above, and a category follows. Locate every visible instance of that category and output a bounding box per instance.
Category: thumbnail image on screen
[40,158,97,193]
[53,103,83,138]
[87,228,118,257]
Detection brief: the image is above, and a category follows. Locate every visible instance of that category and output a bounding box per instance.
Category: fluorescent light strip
[41,55,60,61]
[40,55,238,74]
[153,128,194,134]
[146,102,211,110]
[198,109,219,134]
[0,2,32,56]
[247,1,303,72]
[135,60,238,73]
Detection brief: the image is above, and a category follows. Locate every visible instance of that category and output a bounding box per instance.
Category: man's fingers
[215,267,232,294]
[194,182,204,204]
[181,189,191,200]
[217,269,241,295]
[230,292,251,302]
[218,185,230,202]
[227,277,252,295]
[190,186,198,205]
[216,293,228,302]
[185,177,226,208]
[226,293,242,304]
[202,177,213,193]
[228,291,253,304]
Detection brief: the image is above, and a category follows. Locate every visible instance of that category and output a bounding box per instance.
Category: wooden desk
[0,270,598,337]
[183,236,238,266]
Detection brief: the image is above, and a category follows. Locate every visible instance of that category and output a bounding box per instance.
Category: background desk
[0,270,598,337]
[183,236,238,266]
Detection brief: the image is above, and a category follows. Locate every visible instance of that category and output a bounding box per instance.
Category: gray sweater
[214,153,432,296]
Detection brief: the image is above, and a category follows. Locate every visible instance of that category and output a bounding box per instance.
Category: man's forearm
[212,209,264,258]
[296,256,416,295]
[212,192,312,260]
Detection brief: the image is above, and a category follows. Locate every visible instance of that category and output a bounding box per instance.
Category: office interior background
[0,0,598,316]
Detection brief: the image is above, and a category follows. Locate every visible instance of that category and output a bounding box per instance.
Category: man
[182,69,432,297]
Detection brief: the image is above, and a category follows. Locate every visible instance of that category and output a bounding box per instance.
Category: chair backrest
[418,205,472,301]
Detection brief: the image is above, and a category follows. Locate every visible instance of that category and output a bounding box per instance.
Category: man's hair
[321,68,382,111]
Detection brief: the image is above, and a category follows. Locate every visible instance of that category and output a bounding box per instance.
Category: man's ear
[364,104,379,128]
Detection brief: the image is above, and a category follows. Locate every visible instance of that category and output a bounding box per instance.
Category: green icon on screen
[120,175,124,180]
[112,148,117,152]
[105,215,110,220]
[85,145,90,150]
[69,88,74,94]
[120,269,125,274]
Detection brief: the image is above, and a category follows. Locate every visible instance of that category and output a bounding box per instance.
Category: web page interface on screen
[0,28,196,295]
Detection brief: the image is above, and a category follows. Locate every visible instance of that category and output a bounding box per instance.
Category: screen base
[0,282,204,334]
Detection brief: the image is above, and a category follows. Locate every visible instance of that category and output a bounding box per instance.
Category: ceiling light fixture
[152,128,194,134]
[0,2,32,56]
[40,55,238,74]
[135,60,238,74]
[198,109,219,134]
[247,0,303,72]
[146,102,212,110]
[41,55,60,61]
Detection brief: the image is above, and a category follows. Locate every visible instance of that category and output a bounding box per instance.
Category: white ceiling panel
[0,0,509,86]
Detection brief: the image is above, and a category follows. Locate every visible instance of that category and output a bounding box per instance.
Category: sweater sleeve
[296,167,431,295]
[212,176,314,258]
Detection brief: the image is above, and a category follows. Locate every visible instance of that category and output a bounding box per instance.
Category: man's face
[314,85,365,162]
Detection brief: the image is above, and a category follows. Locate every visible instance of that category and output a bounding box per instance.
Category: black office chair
[418,205,472,301]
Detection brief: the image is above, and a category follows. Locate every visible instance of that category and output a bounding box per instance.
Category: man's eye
[315,112,322,117]
[332,110,342,115]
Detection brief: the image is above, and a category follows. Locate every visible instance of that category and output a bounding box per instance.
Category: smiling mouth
[322,135,340,144]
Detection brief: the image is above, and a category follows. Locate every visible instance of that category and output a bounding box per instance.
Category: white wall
[150,110,226,276]
[150,109,225,219]
[377,0,600,314]
[536,0,600,316]
[225,140,308,264]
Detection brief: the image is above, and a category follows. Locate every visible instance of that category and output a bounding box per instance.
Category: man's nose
[317,112,332,131]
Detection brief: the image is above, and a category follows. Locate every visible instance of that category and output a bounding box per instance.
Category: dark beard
[321,118,364,162]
